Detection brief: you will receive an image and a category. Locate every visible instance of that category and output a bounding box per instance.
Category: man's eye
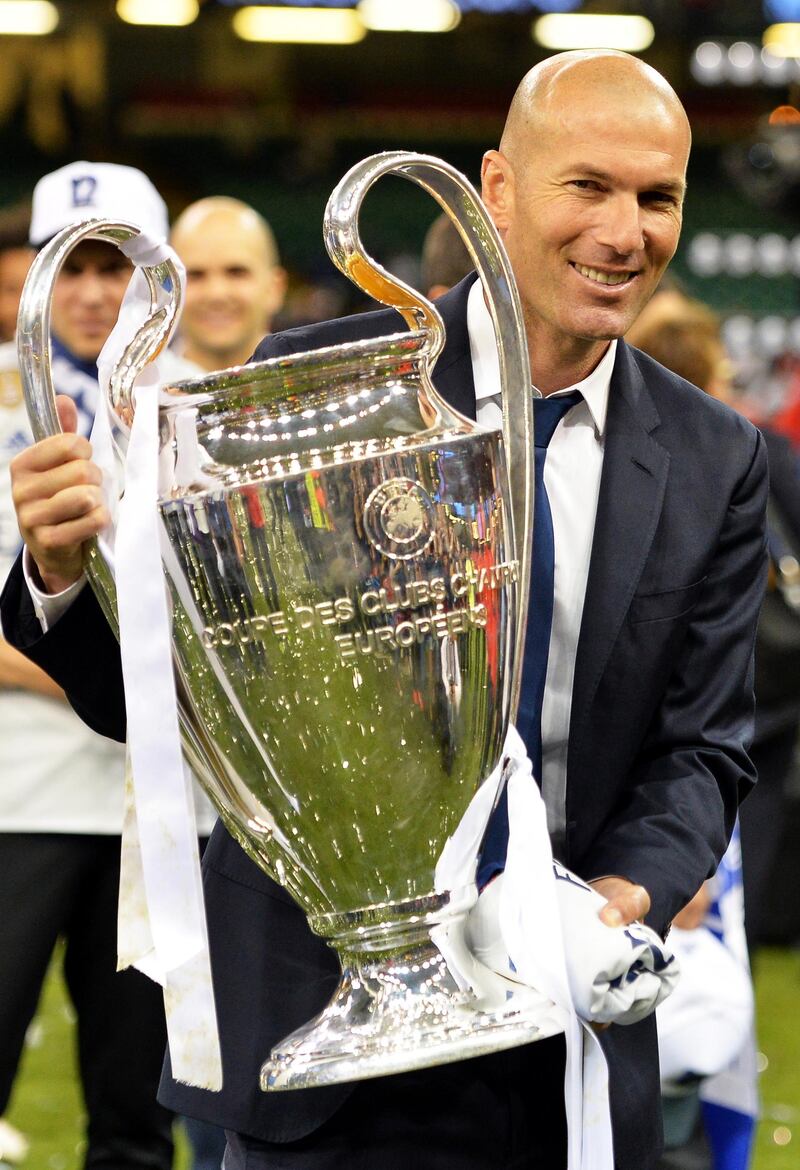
[570,179,600,191]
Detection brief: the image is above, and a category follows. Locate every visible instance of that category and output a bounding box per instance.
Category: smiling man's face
[482,56,690,361]
[171,200,286,372]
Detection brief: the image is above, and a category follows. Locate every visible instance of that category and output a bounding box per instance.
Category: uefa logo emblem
[363,478,435,560]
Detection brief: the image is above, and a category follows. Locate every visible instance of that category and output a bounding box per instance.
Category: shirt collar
[466,277,614,438]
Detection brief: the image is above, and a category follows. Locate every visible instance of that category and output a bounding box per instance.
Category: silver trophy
[19,153,555,1091]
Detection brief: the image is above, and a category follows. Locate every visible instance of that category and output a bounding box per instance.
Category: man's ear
[481,150,513,234]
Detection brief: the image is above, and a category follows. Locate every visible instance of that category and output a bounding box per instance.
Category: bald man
[1,52,766,1170]
[171,196,286,371]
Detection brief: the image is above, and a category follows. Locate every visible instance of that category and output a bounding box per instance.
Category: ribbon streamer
[436,726,614,1170]
[501,735,614,1170]
[94,238,222,1090]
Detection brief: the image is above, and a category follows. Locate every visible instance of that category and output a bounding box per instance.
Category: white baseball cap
[29,160,169,247]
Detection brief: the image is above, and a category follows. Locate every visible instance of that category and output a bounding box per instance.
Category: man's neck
[526,329,612,396]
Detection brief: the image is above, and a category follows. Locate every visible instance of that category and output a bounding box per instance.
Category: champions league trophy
[19,154,555,1090]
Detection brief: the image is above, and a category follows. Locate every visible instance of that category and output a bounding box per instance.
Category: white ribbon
[501,742,614,1170]
[93,236,222,1090]
[437,726,614,1170]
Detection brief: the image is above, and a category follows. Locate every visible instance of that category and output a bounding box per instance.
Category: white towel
[466,864,679,1026]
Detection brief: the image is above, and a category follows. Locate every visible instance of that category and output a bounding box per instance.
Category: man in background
[170,196,286,372]
[170,191,284,1170]
[627,294,771,1170]
[420,211,472,300]
[0,197,36,1170]
[629,291,800,961]
[0,160,214,1170]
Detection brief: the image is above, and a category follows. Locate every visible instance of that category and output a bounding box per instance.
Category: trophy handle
[324,152,533,724]
[16,218,225,801]
[17,217,183,636]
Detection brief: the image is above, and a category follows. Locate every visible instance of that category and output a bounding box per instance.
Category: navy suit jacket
[0,276,768,1169]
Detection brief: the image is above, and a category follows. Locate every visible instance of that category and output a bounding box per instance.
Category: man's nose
[75,272,107,305]
[595,194,645,257]
[201,273,231,301]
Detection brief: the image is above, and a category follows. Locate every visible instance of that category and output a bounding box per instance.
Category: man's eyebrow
[646,179,687,199]
[566,166,614,183]
[566,166,687,198]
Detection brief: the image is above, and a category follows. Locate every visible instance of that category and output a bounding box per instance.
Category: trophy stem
[261,893,561,1091]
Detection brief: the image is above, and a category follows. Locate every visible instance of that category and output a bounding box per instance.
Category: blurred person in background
[626,294,733,404]
[171,196,288,1170]
[0,160,215,1170]
[628,293,800,962]
[628,290,800,1170]
[0,199,36,1170]
[170,196,286,372]
[0,203,34,344]
[654,837,756,1170]
[420,212,474,300]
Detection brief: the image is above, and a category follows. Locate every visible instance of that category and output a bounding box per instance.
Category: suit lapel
[568,342,670,769]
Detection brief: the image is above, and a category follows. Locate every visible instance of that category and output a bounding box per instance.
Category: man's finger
[598,884,651,927]
[12,457,102,508]
[56,394,78,435]
[20,485,107,534]
[11,432,92,476]
[33,508,110,555]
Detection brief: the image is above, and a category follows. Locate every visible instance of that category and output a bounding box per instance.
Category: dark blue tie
[476,390,582,888]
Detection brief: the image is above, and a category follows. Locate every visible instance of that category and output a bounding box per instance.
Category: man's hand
[589,876,651,927]
[586,876,653,1030]
[10,394,108,595]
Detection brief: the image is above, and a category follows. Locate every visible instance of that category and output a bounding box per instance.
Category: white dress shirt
[467,279,614,844]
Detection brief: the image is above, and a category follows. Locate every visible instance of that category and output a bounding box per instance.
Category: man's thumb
[56,394,78,434]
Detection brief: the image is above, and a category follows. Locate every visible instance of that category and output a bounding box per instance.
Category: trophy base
[261,930,563,1091]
